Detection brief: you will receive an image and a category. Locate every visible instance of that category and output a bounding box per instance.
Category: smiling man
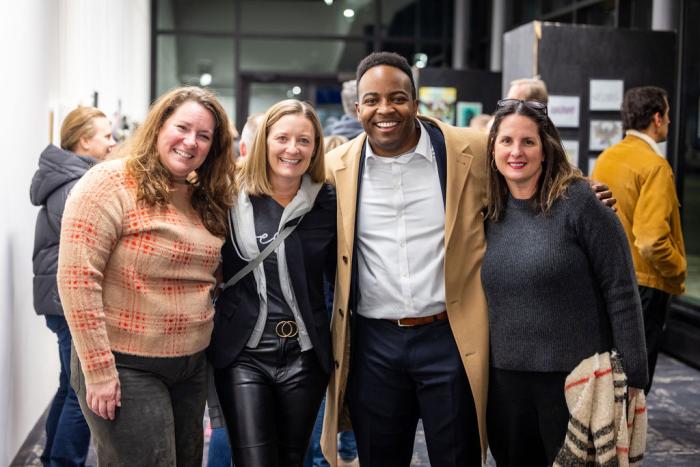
[321,52,489,467]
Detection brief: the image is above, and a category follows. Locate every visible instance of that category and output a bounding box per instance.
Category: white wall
[0,1,150,463]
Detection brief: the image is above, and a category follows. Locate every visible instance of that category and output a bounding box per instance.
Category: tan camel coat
[321,116,490,465]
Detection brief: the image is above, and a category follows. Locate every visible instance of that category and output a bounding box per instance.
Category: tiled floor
[12,354,700,466]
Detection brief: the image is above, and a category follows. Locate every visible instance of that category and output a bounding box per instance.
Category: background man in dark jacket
[30,106,114,467]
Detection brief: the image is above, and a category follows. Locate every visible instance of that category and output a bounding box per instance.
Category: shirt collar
[364,120,433,164]
[626,130,665,158]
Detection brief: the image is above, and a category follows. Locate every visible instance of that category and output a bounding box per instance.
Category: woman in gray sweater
[481,99,648,466]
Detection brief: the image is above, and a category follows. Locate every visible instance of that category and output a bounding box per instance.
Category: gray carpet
[11,353,700,466]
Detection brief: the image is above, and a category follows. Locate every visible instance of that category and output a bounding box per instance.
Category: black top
[481,180,648,389]
[250,195,295,322]
[209,184,338,374]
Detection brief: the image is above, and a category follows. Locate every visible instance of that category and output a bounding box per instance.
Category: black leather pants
[214,329,328,467]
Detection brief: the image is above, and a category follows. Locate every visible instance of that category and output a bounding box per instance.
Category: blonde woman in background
[30,106,115,467]
[57,86,236,466]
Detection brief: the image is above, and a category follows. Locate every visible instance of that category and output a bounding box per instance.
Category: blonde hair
[324,134,349,153]
[60,107,107,152]
[241,99,325,196]
[508,77,549,104]
[122,86,236,237]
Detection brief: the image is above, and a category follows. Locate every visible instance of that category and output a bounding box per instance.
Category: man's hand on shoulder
[590,180,617,211]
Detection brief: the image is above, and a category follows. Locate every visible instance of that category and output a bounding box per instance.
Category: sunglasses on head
[496,98,548,115]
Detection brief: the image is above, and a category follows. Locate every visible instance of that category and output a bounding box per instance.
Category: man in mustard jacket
[321,51,489,467]
[592,86,687,394]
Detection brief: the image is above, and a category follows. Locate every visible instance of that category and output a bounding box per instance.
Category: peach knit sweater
[57,160,223,384]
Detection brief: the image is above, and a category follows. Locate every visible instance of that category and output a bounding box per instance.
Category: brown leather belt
[386,311,448,327]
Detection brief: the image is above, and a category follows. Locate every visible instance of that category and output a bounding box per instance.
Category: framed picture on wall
[418,87,457,124]
[589,79,624,111]
[549,96,580,128]
[456,102,483,127]
[589,120,623,151]
[561,140,580,167]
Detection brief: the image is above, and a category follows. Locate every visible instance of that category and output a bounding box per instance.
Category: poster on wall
[418,86,457,124]
[456,102,483,127]
[589,120,623,151]
[561,140,580,167]
[548,95,580,128]
[589,79,624,111]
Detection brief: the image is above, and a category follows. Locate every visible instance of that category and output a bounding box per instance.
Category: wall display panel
[417,67,501,118]
[503,21,676,174]
[456,102,483,127]
[561,139,580,168]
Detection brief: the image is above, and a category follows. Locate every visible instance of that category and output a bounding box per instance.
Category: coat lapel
[443,124,474,248]
[333,135,365,254]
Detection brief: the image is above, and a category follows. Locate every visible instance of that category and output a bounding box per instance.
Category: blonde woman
[57,86,235,466]
[209,99,336,467]
[31,106,115,467]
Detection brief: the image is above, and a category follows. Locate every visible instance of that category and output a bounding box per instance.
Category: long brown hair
[485,102,583,221]
[241,99,325,196]
[122,86,236,237]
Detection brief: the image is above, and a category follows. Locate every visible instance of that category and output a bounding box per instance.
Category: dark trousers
[71,348,208,467]
[487,368,569,467]
[639,285,671,394]
[42,315,90,467]
[215,332,327,467]
[347,315,481,467]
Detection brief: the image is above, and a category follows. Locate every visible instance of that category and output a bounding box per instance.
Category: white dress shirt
[356,121,446,319]
[626,130,665,158]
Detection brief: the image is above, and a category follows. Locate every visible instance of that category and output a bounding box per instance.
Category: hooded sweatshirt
[30,144,97,316]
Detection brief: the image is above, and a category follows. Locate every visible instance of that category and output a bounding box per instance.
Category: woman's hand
[86,377,121,420]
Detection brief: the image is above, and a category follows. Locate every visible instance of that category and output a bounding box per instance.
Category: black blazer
[208,183,337,374]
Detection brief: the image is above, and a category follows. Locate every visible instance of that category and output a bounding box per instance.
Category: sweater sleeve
[57,167,125,384]
[572,184,649,389]
[632,163,687,280]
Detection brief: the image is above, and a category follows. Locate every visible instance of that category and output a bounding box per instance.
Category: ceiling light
[292,86,302,95]
[413,53,428,69]
[199,73,212,86]
[324,0,333,5]
[343,9,355,18]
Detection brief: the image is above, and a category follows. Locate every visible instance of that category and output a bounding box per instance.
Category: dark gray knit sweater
[481,179,648,389]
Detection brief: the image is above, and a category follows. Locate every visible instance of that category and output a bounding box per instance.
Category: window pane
[241,0,374,37]
[382,0,416,37]
[156,35,235,118]
[240,39,371,73]
[157,0,235,32]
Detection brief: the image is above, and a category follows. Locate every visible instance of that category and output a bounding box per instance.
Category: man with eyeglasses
[592,86,687,395]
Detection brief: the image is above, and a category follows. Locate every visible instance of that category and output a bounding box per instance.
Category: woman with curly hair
[57,86,236,466]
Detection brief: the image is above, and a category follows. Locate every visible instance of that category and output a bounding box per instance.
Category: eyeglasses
[496,98,548,115]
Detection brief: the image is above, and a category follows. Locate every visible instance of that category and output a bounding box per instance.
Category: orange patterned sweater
[57,159,223,384]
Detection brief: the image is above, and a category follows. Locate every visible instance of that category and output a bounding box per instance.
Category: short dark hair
[356,52,416,99]
[621,86,668,132]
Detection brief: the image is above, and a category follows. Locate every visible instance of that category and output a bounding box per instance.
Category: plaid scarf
[554,352,647,467]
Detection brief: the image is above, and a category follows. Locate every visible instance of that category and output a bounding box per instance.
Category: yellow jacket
[592,134,686,295]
